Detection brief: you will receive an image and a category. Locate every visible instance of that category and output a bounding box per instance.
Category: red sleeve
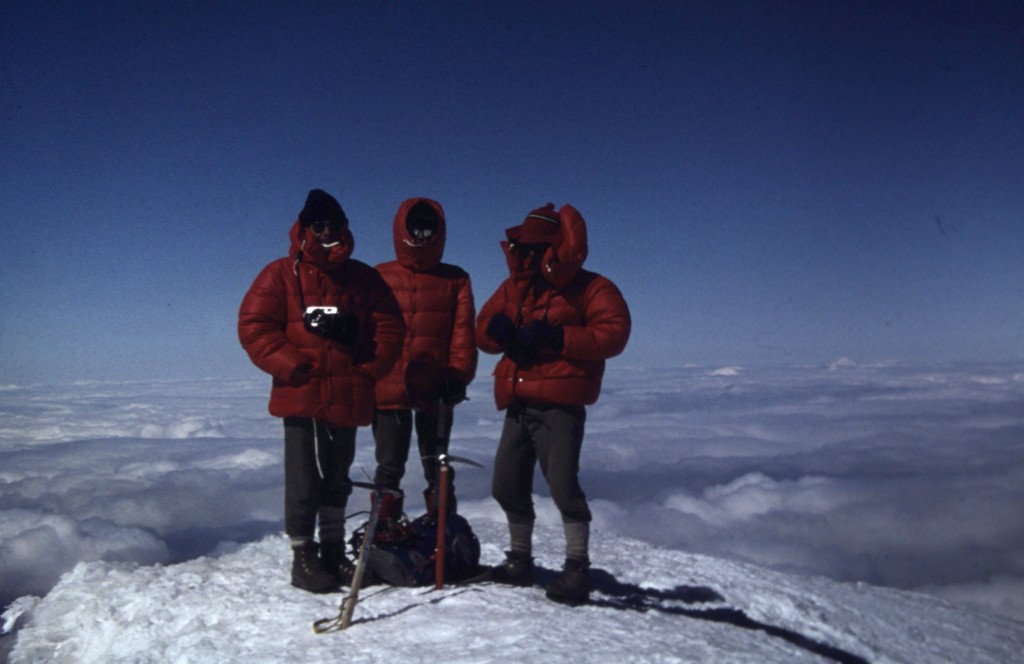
[448,274,479,383]
[562,277,631,362]
[237,261,307,380]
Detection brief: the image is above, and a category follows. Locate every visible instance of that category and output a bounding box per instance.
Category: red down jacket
[475,203,631,409]
[238,220,405,426]
[374,197,478,412]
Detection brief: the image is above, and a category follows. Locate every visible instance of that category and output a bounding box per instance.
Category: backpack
[350,512,481,587]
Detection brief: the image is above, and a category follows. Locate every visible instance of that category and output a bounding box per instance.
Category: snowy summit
[4,521,1023,663]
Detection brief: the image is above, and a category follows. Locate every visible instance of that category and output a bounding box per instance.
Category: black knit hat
[298,189,347,226]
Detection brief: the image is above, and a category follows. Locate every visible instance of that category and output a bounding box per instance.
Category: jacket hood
[393,197,446,271]
[503,203,588,289]
[288,219,354,271]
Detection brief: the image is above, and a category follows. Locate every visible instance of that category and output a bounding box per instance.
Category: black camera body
[303,306,358,346]
[303,306,339,337]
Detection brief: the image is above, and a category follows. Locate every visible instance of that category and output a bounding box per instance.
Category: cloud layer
[2,361,1023,622]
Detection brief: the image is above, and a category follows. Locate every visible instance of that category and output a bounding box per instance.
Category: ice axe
[423,452,483,589]
[313,482,403,633]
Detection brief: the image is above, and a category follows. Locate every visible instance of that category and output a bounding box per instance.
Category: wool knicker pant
[283,417,355,542]
[491,403,591,525]
[371,407,453,489]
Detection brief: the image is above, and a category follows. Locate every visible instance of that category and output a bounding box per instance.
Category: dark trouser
[372,407,453,489]
[492,403,591,526]
[283,417,355,542]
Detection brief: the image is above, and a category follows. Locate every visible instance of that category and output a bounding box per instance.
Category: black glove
[506,319,563,366]
[516,319,564,353]
[485,314,516,347]
[333,314,360,347]
[437,375,468,405]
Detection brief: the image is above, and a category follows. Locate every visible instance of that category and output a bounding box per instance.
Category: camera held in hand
[304,306,359,346]
[303,306,339,337]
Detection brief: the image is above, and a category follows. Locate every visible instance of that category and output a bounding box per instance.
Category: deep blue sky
[1,1,1021,384]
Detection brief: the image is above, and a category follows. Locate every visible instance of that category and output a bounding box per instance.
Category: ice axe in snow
[313,482,403,633]
[422,452,483,589]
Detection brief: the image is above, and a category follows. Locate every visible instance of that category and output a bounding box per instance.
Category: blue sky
[1,1,1021,384]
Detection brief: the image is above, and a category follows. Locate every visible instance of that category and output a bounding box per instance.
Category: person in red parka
[372,198,477,530]
[238,189,404,594]
[476,203,631,604]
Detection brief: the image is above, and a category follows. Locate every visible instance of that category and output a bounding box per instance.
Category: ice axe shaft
[314,484,401,633]
[434,462,450,589]
[338,492,378,629]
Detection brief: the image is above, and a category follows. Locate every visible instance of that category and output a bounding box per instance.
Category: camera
[303,306,358,346]
[303,306,339,337]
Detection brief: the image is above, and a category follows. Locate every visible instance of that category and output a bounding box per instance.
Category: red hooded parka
[238,220,405,426]
[374,197,478,412]
[476,203,631,409]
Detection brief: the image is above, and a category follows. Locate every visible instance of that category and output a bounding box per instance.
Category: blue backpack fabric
[353,513,481,587]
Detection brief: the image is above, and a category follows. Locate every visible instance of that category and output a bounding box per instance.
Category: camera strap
[312,418,326,480]
[294,251,310,314]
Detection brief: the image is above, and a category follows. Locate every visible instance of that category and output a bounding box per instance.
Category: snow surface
[2,361,1024,661]
[4,521,1023,663]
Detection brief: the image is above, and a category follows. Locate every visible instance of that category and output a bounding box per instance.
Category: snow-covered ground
[2,361,1023,661]
[5,520,1024,663]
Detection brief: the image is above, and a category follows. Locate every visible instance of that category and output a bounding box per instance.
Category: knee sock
[318,506,347,543]
[563,521,590,562]
[508,521,534,556]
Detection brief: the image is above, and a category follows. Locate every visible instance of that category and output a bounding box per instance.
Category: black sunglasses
[310,220,344,233]
[511,242,549,256]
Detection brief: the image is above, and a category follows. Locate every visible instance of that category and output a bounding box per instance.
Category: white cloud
[663,473,855,525]
[0,510,169,601]
[2,362,1023,624]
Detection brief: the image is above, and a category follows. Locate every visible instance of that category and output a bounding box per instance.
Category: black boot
[321,540,377,588]
[545,557,590,605]
[291,542,340,593]
[490,550,534,587]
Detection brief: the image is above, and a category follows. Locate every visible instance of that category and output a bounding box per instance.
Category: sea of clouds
[1,359,1022,624]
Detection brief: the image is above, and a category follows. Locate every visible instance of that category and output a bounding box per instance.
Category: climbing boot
[291,542,340,594]
[545,557,590,605]
[490,550,535,587]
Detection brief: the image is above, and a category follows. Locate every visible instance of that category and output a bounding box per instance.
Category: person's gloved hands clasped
[486,314,516,348]
[517,319,564,352]
[507,319,564,366]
